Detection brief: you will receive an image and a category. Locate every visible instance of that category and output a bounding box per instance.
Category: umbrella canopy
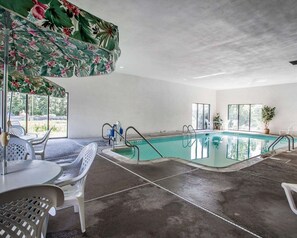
[0,0,120,175]
[0,0,120,77]
[1,71,66,98]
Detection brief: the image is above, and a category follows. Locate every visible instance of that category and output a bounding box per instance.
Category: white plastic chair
[0,185,64,238]
[31,128,53,160]
[282,183,297,215]
[55,142,98,233]
[9,125,26,136]
[0,137,36,160]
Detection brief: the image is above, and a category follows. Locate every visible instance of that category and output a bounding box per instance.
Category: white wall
[52,73,216,138]
[216,83,297,134]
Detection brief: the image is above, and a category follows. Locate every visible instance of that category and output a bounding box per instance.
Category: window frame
[10,93,69,138]
[227,103,262,132]
[192,103,211,130]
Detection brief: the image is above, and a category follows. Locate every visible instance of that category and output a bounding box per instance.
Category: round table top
[0,160,62,193]
[19,133,37,141]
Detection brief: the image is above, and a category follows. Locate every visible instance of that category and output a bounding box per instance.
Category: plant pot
[264,128,270,134]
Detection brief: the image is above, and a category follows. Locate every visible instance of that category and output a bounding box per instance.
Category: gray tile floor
[47,138,297,238]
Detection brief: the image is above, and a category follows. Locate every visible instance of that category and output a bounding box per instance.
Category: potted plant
[213,113,223,130]
[261,105,276,134]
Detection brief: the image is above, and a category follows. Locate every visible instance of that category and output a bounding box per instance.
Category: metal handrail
[102,122,113,140]
[268,134,295,152]
[182,125,190,134]
[101,123,139,161]
[188,125,197,136]
[182,124,196,136]
[286,134,295,150]
[125,126,164,158]
[182,124,197,147]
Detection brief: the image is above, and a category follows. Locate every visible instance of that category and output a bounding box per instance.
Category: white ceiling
[72,0,297,90]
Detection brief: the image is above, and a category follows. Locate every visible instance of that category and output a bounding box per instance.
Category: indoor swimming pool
[113,132,288,168]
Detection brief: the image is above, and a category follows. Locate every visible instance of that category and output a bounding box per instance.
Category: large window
[192,103,210,130]
[7,92,68,138]
[228,104,262,132]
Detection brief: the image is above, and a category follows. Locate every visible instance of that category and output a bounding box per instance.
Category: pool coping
[102,131,293,172]
[102,147,271,172]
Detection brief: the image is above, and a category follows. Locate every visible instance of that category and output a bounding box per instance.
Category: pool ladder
[182,124,197,147]
[102,124,164,162]
[125,126,164,160]
[268,134,295,152]
[101,123,140,161]
[182,124,197,136]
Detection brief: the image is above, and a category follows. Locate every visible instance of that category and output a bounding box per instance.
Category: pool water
[114,132,288,168]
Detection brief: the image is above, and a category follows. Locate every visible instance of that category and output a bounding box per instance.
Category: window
[192,103,210,130]
[228,104,262,132]
[7,92,68,138]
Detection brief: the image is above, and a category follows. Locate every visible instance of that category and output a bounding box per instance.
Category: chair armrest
[31,139,43,145]
[55,174,84,187]
[60,163,77,170]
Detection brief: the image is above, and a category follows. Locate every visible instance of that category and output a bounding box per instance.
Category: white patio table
[0,160,62,193]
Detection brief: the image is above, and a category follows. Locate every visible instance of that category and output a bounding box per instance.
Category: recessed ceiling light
[119,66,124,69]
[183,78,187,81]
[193,72,226,79]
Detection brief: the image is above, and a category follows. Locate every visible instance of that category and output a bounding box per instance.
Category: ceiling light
[193,72,226,79]
[119,66,124,69]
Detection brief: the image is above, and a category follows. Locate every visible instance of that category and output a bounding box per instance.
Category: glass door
[203,104,210,129]
[192,103,210,130]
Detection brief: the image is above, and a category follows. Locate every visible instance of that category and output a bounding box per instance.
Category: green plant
[213,113,223,130]
[261,105,276,129]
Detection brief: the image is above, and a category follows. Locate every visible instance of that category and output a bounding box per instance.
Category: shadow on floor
[47,138,297,238]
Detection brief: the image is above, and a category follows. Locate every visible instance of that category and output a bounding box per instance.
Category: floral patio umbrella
[0,0,120,174]
[1,71,66,98]
[0,0,120,77]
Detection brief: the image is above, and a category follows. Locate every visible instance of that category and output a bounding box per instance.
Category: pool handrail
[182,124,197,137]
[188,125,197,137]
[182,125,190,134]
[125,126,164,159]
[268,134,295,152]
[102,123,140,161]
[182,124,197,147]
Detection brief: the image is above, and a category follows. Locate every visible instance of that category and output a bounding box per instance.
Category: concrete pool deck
[46,137,297,238]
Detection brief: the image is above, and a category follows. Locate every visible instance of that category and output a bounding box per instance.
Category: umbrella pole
[1,17,10,175]
[8,91,13,130]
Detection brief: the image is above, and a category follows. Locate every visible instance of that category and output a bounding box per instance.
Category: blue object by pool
[114,132,288,168]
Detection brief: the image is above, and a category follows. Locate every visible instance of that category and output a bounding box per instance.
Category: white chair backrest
[75,143,97,192]
[9,125,26,137]
[79,142,98,175]
[0,185,64,238]
[32,128,52,145]
[0,137,36,160]
[55,143,97,188]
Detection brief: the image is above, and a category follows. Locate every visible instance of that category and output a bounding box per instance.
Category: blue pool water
[114,132,287,168]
